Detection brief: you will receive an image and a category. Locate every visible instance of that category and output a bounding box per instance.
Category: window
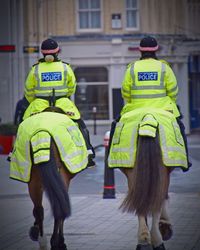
[74,67,109,120]
[77,0,102,31]
[126,0,139,29]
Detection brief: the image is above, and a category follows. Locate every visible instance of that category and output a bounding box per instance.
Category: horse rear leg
[28,167,44,242]
[136,216,153,249]
[51,219,67,250]
[150,210,166,250]
[159,169,173,241]
[159,199,173,241]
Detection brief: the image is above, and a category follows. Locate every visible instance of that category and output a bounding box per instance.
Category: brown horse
[120,133,173,250]
[28,140,74,250]
[11,107,87,250]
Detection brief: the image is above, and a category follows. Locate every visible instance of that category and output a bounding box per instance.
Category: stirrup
[87,149,95,158]
[7,151,12,162]
[87,153,96,168]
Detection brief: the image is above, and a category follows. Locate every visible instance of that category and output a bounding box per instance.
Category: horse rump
[121,133,168,216]
[37,141,71,220]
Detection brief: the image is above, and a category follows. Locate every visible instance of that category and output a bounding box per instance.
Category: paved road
[0,133,200,250]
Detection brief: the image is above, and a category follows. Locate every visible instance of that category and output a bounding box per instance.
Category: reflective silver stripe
[25,93,35,98]
[131,63,166,90]
[68,86,75,90]
[139,129,155,137]
[11,158,30,167]
[67,126,83,146]
[131,93,167,98]
[34,154,50,164]
[25,86,35,92]
[130,64,135,84]
[34,64,40,87]
[112,147,130,152]
[168,85,178,95]
[35,91,67,97]
[63,63,68,87]
[167,146,185,154]
[142,116,156,122]
[63,156,88,172]
[31,137,50,147]
[68,149,84,158]
[122,87,130,94]
[35,85,68,91]
[168,85,178,93]
[132,85,165,90]
[160,63,165,87]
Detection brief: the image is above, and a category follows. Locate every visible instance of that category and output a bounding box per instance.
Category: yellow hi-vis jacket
[121,59,180,117]
[10,112,88,183]
[24,60,76,103]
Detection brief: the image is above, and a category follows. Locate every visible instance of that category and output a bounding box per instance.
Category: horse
[10,106,89,250]
[120,133,172,250]
[108,109,188,250]
[28,138,73,250]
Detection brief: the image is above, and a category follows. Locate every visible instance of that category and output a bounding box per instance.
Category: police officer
[121,36,179,114]
[23,38,95,167]
[110,36,191,169]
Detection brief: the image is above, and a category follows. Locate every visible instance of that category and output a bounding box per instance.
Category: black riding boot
[176,117,192,170]
[108,116,121,155]
[75,119,95,167]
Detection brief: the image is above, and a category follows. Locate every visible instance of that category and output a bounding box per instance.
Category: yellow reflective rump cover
[23,97,81,120]
[10,112,88,183]
[108,108,188,171]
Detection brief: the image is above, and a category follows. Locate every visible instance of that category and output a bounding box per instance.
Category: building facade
[1,0,200,133]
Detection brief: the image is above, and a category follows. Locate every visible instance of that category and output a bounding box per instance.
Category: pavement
[0,131,200,250]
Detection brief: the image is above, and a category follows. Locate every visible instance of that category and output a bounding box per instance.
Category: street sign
[0,45,15,52]
[23,46,39,53]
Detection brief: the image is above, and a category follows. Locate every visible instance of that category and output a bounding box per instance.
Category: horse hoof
[153,243,166,250]
[39,235,47,249]
[159,221,173,241]
[29,225,39,241]
[136,244,153,250]
[58,243,67,250]
[51,246,67,250]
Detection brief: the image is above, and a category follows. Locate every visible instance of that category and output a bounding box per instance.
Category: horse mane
[121,133,169,216]
[43,106,65,114]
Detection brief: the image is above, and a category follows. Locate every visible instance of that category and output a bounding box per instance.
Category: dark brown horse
[28,139,74,250]
[11,106,87,250]
[120,132,173,250]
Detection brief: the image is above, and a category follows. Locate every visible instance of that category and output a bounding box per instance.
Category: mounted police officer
[110,36,191,169]
[21,38,95,167]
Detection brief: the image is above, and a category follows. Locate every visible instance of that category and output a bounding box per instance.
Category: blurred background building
[0,0,200,133]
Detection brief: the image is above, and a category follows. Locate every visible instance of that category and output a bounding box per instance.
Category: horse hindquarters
[121,135,168,216]
[38,142,71,220]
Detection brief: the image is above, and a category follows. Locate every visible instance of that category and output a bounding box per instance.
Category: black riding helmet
[41,38,60,62]
[139,36,158,59]
[41,38,59,54]
[139,36,159,52]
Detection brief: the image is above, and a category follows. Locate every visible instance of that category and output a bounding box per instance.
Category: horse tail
[38,142,71,220]
[121,133,168,216]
